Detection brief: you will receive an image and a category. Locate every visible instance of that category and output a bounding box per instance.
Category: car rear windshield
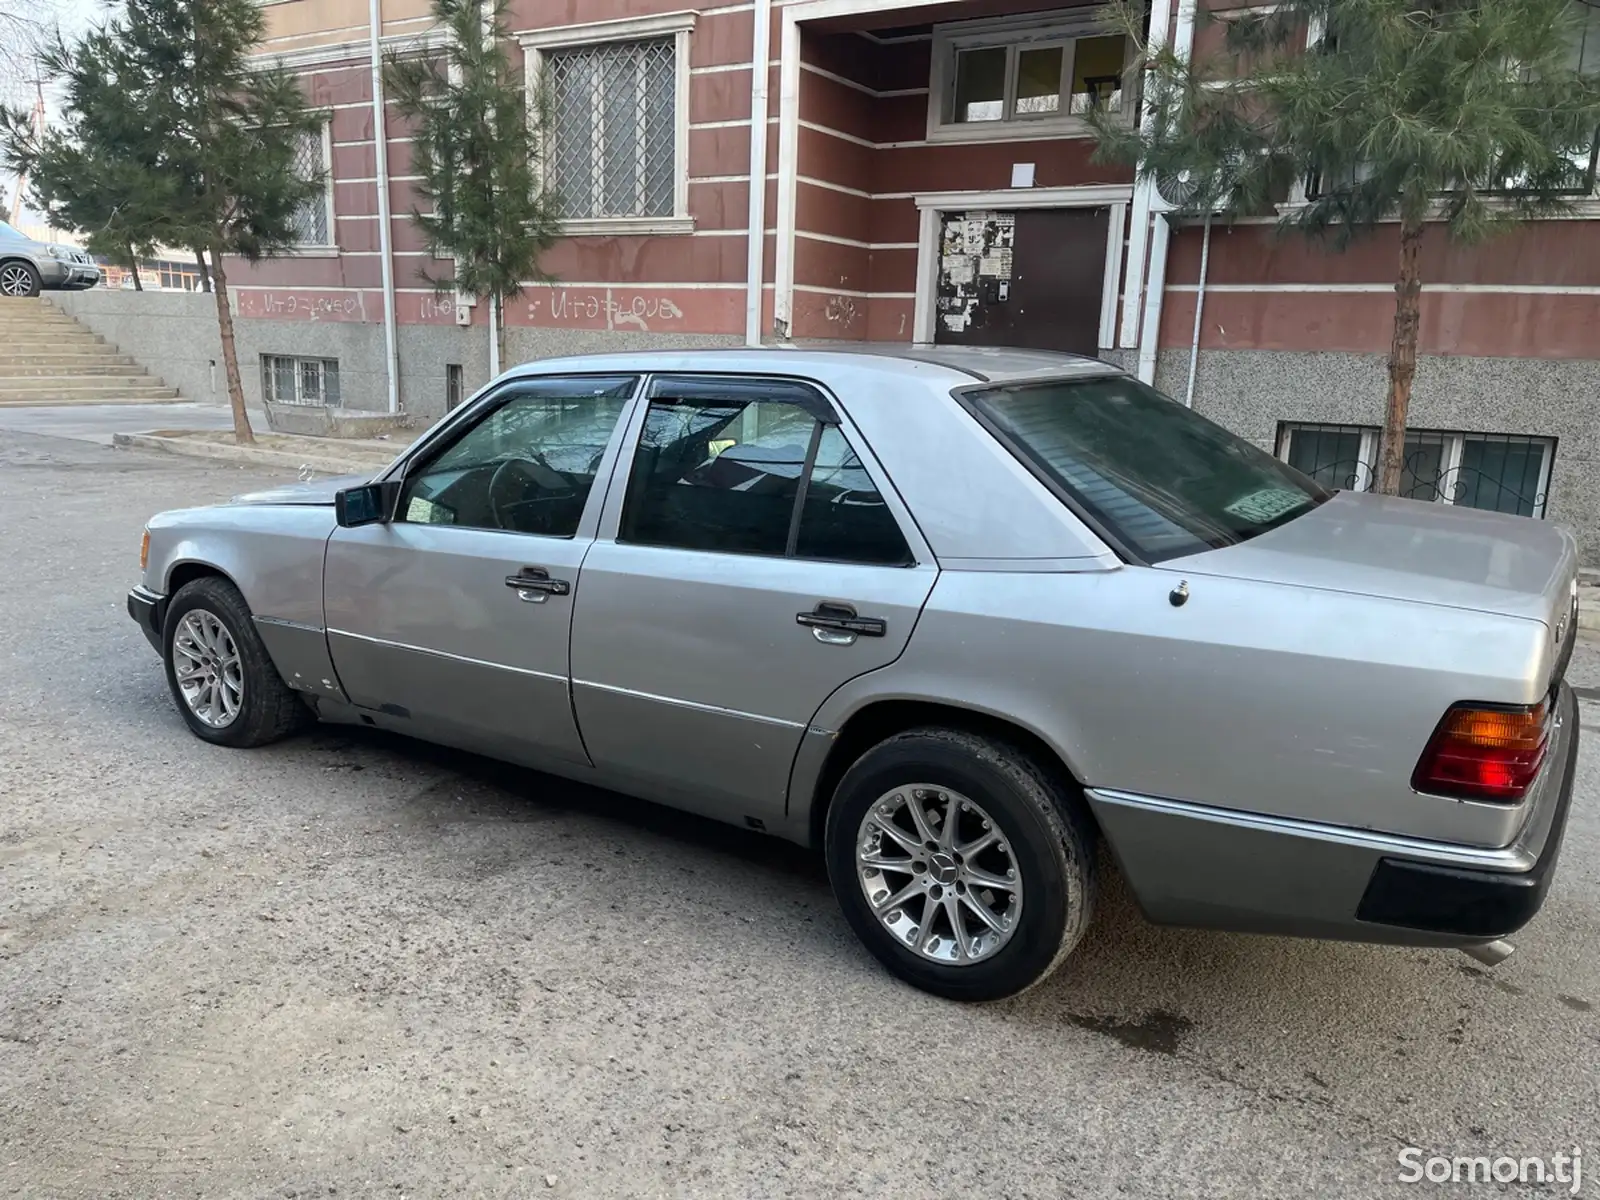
[963,375,1328,562]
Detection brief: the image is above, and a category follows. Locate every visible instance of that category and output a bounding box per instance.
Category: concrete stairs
[0,297,180,405]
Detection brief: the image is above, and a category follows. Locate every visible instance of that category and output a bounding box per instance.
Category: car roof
[501,343,1124,387]
[485,341,1126,569]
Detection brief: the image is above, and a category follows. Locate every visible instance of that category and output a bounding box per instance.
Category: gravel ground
[1,429,1597,1200]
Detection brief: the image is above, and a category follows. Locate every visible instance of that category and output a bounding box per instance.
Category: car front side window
[399,375,637,538]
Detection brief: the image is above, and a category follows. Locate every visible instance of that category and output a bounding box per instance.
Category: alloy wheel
[171,610,244,728]
[855,785,1022,965]
[0,264,36,297]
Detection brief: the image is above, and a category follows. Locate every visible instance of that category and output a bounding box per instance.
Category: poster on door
[936,212,1015,336]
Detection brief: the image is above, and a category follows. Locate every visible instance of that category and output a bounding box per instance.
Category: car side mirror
[335,480,400,527]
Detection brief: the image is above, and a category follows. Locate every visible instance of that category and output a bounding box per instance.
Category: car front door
[322,373,640,766]
[569,374,939,828]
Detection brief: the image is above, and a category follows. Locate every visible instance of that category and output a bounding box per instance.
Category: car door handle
[504,567,571,603]
[796,602,886,645]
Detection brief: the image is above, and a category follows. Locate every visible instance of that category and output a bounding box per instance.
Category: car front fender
[142,504,346,701]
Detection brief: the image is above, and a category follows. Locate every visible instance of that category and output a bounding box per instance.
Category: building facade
[52,0,1600,556]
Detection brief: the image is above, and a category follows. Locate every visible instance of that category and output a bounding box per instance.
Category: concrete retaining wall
[1154,348,1600,563]
[50,289,742,424]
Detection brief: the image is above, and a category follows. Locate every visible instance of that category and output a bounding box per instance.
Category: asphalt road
[2,428,1598,1200]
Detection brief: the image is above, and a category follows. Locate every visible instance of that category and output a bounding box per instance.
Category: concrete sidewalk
[111,427,415,476]
[0,401,235,445]
[0,402,421,474]
[1580,583,1600,634]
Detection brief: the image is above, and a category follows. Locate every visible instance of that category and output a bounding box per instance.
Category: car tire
[0,260,42,298]
[825,727,1097,1002]
[161,577,310,748]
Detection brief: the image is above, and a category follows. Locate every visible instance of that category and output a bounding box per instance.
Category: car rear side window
[619,378,913,565]
[963,375,1329,562]
[793,426,911,564]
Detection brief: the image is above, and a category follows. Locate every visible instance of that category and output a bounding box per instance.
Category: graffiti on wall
[415,294,460,324]
[238,290,369,322]
[526,288,686,332]
[823,294,860,328]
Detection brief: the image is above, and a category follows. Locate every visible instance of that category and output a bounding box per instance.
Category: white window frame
[282,118,337,256]
[1277,423,1554,518]
[927,10,1138,145]
[517,12,696,237]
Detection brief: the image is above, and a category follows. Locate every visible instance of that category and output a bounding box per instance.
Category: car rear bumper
[127,586,165,654]
[1086,681,1579,948]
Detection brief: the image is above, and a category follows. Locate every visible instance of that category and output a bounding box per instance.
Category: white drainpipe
[1118,0,1174,349]
[744,0,772,345]
[480,0,502,380]
[489,293,502,379]
[1134,0,1198,385]
[1136,214,1168,384]
[1184,212,1212,406]
[368,0,400,412]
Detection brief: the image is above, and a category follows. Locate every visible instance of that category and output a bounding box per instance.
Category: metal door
[933,207,1110,355]
[322,374,640,766]
[568,374,938,828]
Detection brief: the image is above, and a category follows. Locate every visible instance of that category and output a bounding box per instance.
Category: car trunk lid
[1164,488,1578,635]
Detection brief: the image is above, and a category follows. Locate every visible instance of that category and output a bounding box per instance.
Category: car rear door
[569,374,938,829]
[322,373,640,766]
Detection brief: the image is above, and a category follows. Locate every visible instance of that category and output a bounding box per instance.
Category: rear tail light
[1412,700,1551,802]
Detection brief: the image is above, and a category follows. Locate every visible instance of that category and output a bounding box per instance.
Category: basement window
[263,355,341,408]
[1277,423,1555,518]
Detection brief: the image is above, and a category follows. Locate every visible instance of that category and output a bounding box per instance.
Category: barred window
[263,355,341,407]
[545,38,677,221]
[1277,423,1554,519]
[290,128,332,247]
[1283,423,1370,492]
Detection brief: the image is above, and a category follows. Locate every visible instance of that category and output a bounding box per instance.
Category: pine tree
[386,0,561,374]
[2,28,175,293]
[3,0,325,444]
[1090,0,1600,495]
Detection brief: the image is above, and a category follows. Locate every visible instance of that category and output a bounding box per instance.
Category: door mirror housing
[335,480,400,527]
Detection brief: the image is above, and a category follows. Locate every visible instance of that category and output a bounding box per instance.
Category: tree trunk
[208,247,255,445]
[127,248,142,292]
[194,246,212,293]
[1377,219,1424,496]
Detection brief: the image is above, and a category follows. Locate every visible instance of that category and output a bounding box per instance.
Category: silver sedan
[127,347,1580,999]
